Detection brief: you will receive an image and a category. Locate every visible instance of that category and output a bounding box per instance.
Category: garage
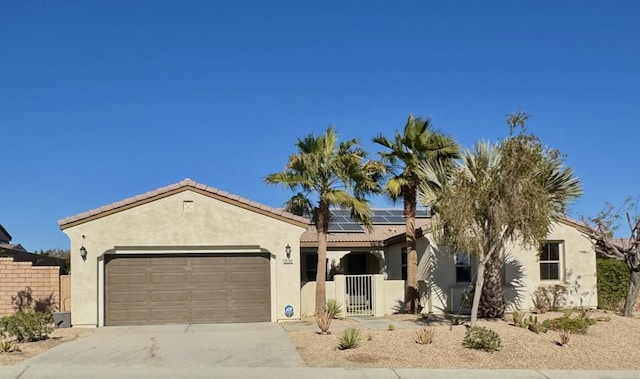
[105,253,271,325]
[59,179,308,327]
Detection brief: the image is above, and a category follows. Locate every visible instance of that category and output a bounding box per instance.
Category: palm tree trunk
[623,270,640,317]
[478,253,506,318]
[315,202,330,315]
[404,184,418,313]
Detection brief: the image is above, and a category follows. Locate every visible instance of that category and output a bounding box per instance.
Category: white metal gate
[345,275,373,316]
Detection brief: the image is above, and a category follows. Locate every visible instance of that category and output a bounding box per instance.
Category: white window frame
[539,241,563,281]
[454,252,472,283]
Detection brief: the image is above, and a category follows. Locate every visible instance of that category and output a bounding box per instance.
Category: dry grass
[0,328,93,365]
[287,310,640,369]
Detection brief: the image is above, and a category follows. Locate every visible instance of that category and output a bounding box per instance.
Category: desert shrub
[596,258,629,312]
[557,329,571,346]
[338,328,361,350]
[511,311,547,333]
[415,326,436,344]
[462,326,501,352]
[531,285,567,313]
[387,324,395,331]
[0,340,21,353]
[542,316,590,334]
[315,298,343,334]
[0,312,54,342]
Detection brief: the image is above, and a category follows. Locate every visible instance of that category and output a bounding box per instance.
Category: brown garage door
[105,254,270,325]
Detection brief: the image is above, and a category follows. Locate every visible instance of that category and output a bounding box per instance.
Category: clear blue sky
[1,1,638,251]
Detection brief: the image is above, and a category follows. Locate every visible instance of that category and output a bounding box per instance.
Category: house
[0,224,65,316]
[59,179,597,327]
[58,179,308,327]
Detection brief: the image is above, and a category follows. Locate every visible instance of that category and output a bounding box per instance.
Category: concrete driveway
[7,322,302,377]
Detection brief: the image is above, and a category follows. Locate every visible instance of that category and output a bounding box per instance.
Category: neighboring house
[59,179,597,327]
[0,224,65,316]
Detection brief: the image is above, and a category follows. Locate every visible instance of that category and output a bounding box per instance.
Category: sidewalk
[0,365,638,379]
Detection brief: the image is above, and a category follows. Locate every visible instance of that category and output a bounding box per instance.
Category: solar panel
[325,208,430,232]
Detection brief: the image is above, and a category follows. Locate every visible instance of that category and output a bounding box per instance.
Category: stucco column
[333,274,346,318]
[373,274,385,317]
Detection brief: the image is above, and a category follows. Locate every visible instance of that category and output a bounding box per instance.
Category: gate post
[372,274,385,317]
[334,274,346,318]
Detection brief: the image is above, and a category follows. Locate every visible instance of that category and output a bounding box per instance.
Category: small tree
[419,112,582,325]
[583,199,639,316]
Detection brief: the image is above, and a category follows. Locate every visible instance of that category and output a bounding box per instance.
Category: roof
[301,214,431,248]
[0,224,11,244]
[58,178,309,229]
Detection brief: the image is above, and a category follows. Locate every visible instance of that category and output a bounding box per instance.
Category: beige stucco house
[58,179,308,327]
[59,179,597,327]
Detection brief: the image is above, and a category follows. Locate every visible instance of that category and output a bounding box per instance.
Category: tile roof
[301,217,432,247]
[58,178,309,229]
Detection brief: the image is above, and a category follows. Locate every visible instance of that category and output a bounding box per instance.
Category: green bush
[596,258,629,312]
[462,326,501,352]
[338,328,361,350]
[0,312,54,342]
[542,316,590,334]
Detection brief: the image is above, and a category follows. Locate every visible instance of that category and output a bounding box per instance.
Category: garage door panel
[110,273,148,284]
[108,309,149,323]
[150,290,190,302]
[231,288,269,300]
[106,253,271,325]
[151,309,191,322]
[150,272,188,284]
[109,291,148,303]
[191,289,228,301]
[150,257,189,266]
[191,272,227,283]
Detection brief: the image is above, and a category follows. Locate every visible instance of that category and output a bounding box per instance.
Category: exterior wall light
[283,244,293,265]
[80,246,87,260]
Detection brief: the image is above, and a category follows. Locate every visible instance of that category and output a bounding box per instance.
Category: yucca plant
[415,326,436,344]
[315,299,343,334]
[0,340,21,353]
[338,328,361,350]
[558,329,571,346]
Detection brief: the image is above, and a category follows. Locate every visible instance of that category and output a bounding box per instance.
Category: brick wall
[0,257,60,316]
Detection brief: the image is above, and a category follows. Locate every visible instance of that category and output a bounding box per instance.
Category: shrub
[0,312,54,342]
[531,285,567,313]
[542,316,590,334]
[415,326,436,344]
[557,330,571,346]
[462,326,501,352]
[387,324,395,331]
[338,328,361,350]
[0,340,21,353]
[315,299,343,334]
[596,258,629,312]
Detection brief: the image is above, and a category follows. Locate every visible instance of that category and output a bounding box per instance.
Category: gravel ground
[0,327,93,365]
[287,311,640,370]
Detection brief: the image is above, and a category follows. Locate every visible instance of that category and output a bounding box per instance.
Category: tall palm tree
[265,127,383,314]
[373,115,459,313]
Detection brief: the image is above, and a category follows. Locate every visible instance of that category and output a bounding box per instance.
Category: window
[540,242,561,280]
[455,252,472,283]
[401,247,407,280]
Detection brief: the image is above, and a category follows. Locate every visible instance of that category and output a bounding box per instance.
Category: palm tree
[373,115,459,313]
[419,112,582,324]
[265,127,383,314]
